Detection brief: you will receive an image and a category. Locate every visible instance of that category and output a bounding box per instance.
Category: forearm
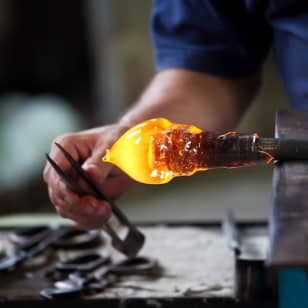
[44,69,260,229]
[118,69,260,132]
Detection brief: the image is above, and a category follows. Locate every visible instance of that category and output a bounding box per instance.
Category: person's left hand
[43,124,134,229]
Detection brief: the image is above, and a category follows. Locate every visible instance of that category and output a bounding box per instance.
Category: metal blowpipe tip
[257,137,308,161]
[230,135,308,163]
[199,133,308,167]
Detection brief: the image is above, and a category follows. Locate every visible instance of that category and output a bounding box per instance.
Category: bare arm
[43,68,260,229]
[119,69,260,132]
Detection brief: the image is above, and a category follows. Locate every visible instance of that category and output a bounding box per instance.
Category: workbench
[0,221,271,307]
[0,110,307,307]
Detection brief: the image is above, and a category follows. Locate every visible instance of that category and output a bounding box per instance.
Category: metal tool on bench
[46,143,145,257]
[0,226,103,272]
[45,249,112,283]
[223,210,276,302]
[9,226,103,251]
[40,255,159,299]
[208,134,308,163]
[54,250,111,274]
[222,210,241,256]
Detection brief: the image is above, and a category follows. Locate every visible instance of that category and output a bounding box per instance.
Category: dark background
[0,0,288,222]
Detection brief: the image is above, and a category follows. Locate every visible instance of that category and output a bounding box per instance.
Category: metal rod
[258,138,308,161]
[222,210,241,256]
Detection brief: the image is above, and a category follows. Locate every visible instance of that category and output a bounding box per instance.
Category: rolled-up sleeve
[269,4,308,108]
[151,0,272,78]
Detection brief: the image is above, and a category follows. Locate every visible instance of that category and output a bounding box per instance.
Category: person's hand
[43,124,134,229]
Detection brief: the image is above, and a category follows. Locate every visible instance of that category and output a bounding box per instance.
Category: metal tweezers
[46,143,145,257]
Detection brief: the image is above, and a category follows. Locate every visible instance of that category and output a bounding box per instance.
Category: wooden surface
[268,110,308,266]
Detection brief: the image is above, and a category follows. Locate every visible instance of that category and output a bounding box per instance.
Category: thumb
[82,150,112,187]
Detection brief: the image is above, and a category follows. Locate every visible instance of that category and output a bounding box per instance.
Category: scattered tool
[40,256,159,299]
[9,226,103,251]
[0,226,103,272]
[54,251,111,274]
[222,210,241,256]
[46,143,145,257]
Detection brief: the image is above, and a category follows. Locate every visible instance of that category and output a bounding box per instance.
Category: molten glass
[103,118,273,184]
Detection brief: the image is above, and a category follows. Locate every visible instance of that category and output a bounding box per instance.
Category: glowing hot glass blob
[103,118,203,184]
[103,118,273,184]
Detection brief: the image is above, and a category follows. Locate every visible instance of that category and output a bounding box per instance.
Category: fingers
[81,159,112,188]
[43,133,84,186]
[43,124,132,229]
[43,132,96,215]
[80,124,131,184]
[44,125,128,190]
[81,145,129,195]
[101,174,134,199]
[82,161,134,199]
[50,180,112,229]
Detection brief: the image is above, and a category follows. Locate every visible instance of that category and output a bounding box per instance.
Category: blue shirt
[151,0,308,108]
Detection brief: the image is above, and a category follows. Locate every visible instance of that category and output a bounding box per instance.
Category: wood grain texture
[268,110,308,266]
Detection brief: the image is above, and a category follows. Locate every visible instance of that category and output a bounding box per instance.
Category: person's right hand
[43,124,134,230]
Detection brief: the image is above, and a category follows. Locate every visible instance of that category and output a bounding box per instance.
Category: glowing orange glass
[103,118,272,184]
